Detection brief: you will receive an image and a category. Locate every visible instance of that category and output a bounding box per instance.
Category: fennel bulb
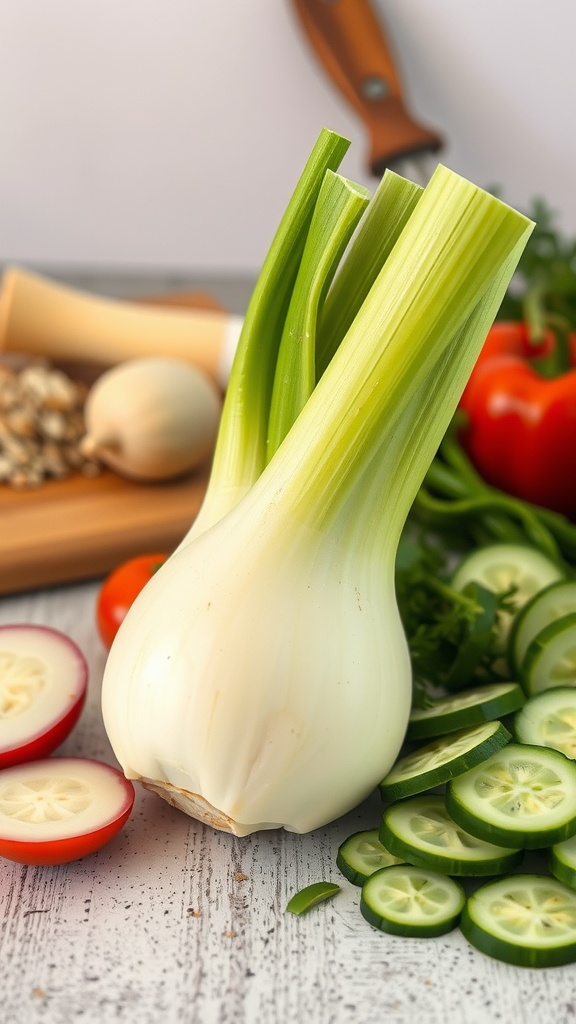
[102,131,533,836]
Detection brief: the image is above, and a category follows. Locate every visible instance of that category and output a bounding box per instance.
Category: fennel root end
[139,777,276,837]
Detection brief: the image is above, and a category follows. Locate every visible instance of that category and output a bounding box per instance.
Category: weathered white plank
[1,581,576,1024]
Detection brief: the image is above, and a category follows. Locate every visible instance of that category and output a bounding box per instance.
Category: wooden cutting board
[0,466,209,595]
[0,291,220,596]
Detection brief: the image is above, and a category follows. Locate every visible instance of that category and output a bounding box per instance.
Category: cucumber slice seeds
[360,864,465,938]
[514,687,576,759]
[451,544,564,610]
[378,720,511,801]
[451,544,564,646]
[446,743,576,848]
[336,828,404,886]
[380,793,523,876]
[461,874,576,968]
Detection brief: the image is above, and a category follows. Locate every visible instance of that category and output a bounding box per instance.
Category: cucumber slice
[407,682,524,741]
[460,874,576,967]
[360,864,465,937]
[336,828,404,886]
[378,720,511,801]
[509,580,576,678]
[451,544,564,606]
[452,544,564,644]
[514,687,576,759]
[446,743,576,848]
[380,793,523,876]
[521,613,576,697]
[550,834,576,890]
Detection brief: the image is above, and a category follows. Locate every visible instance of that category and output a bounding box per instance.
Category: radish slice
[0,625,88,768]
[0,757,135,864]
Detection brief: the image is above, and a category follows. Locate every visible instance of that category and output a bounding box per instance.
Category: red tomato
[96,553,167,648]
[0,758,135,865]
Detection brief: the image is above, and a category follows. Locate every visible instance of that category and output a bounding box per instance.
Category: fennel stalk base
[139,777,268,837]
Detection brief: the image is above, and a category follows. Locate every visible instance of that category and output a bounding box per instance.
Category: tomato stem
[522,287,572,377]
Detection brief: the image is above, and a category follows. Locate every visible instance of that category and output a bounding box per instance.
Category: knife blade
[290,0,443,183]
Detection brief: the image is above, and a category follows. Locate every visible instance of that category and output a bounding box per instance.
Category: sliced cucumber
[336,828,404,886]
[509,580,576,678]
[520,613,576,697]
[378,720,511,802]
[360,864,465,937]
[407,682,524,741]
[460,874,576,968]
[514,687,576,759]
[451,544,564,645]
[451,544,564,606]
[550,834,576,890]
[446,743,576,848]
[380,793,523,877]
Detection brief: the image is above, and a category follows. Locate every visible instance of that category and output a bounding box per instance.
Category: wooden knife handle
[291,0,442,175]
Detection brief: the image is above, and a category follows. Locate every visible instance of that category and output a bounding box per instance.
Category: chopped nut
[19,363,53,403]
[1,436,34,466]
[37,409,68,441]
[0,359,97,488]
[42,369,83,412]
[4,408,36,438]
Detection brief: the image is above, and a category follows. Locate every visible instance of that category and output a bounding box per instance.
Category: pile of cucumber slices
[340,543,576,968]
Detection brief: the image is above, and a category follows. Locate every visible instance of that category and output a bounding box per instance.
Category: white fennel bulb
[101,131,533,836]
[102,493,410,835]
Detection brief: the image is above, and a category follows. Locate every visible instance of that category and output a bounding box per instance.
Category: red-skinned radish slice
[0,625,88,768]
[0,757,135,864]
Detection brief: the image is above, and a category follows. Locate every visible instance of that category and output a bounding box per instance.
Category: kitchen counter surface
[1,273,575,1024]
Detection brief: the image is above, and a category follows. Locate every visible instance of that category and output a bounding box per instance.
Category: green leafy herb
[395,530,510,697]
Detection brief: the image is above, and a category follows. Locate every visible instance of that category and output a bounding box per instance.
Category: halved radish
[0,624,88,768]
[0,757,135,864]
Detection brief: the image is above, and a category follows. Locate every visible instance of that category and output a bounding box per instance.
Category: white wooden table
[1,579,575,1024]
[1,272,575,1023]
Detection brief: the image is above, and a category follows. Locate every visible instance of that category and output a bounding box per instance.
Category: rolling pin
[0,267,244,388]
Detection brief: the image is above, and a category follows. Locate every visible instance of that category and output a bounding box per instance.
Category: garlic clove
[81,356,222,482]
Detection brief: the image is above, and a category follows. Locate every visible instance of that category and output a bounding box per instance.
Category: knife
[290,0,443,183]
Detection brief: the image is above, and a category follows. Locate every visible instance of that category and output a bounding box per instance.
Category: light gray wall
[0,0,573,272]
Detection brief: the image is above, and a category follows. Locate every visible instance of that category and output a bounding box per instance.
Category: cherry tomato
[96,553,167,648]
[0,758,135,865]
[0,625,88,768]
